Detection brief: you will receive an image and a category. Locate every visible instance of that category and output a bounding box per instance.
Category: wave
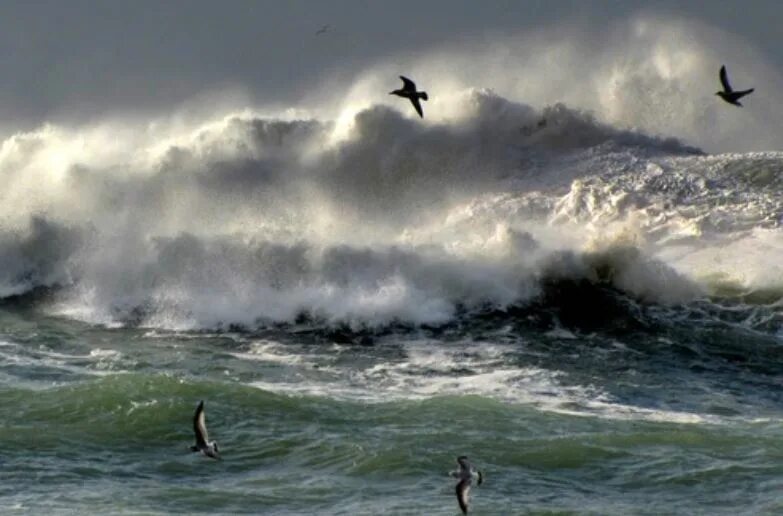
[0,93,780,331]
[0,16,781,333]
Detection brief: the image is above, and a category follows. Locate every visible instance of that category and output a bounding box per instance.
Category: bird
[315,24,330,36]
[716,65,754,107]
[450,456,484,514]
[390,76,428,118]
[190,400,221,460]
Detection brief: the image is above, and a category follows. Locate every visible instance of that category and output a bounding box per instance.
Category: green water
[1,305,782,515]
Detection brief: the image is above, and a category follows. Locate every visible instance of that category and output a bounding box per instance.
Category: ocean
[1,70,783,514]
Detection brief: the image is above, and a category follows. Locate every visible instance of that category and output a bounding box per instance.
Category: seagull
[390,76,428,118]
[190,400,221,460]
[315,24,330,36]
[716,65,754,107]
[450,456,483,514]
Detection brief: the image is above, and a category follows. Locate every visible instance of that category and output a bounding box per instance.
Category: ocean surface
[2,45,783,514]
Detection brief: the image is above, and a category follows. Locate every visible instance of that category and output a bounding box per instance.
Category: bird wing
[719,65,733,92]
[456,478,471,514]
[409,96,424,118]
[193,400,208,447]
[735,88,754,99]
[399,76,417,92]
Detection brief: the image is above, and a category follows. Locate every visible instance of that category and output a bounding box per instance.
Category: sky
[0,0,779,130]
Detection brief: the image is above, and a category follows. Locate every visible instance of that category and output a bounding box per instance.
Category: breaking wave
[0,14,781,333]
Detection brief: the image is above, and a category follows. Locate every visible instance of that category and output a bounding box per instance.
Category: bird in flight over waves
[390,75,429,118]
[450,455,484,514]
[716,65,754,107]
[190,400,221,460]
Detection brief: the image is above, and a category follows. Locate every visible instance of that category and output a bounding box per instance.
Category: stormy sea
[1,18,783,515]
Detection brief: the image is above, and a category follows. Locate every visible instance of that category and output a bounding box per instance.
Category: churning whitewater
[0,90,781,332]
[1,15,783,515]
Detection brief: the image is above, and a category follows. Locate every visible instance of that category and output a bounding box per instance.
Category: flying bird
[450,456,484,514]
[190,400,221,460]
[315,24,330,36]
[390,76,428,118]
[716,65,754,107]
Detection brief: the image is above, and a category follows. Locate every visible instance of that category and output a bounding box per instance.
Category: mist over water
[0,78,780,330]
[0,92,713,329]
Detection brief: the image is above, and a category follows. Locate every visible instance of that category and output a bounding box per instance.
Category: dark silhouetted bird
[450,456,483,514]
[190,400,221,460]
[390,76,428,118]
[716,65,754,107]
[315,24,330,36]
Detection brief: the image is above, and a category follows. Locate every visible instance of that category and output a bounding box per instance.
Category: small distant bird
[390,76,428,118]
[450,456,483,514]
[315,24,330,36]
[190,400,221,460]
[716,65,754,107]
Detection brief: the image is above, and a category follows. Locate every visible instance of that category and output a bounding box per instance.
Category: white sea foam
[231,340,309,367]
[243,339,730,424]
[0,15,777,330]
[0,344,119,380]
